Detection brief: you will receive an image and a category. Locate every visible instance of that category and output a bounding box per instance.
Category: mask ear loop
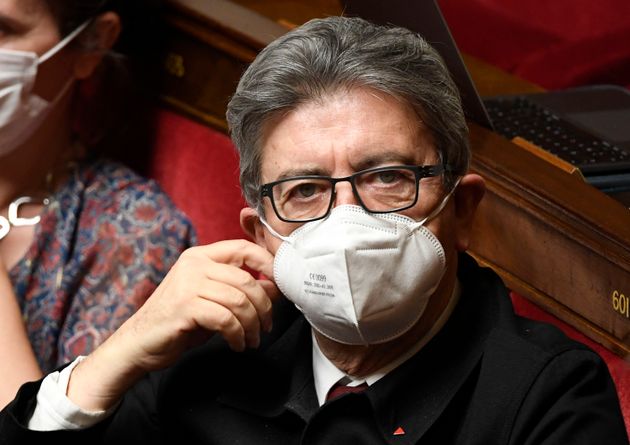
[32,20,93,128]
[258,214,331,243]
[413,176,463,228]
[258,216,292,243]
[39,20,92,65]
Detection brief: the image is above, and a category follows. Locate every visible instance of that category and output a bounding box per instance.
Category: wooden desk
[159,0,630,357]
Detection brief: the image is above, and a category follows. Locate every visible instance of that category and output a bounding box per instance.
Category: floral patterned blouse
[9,159,196,372]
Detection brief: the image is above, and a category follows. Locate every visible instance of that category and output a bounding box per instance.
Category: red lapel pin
[393,426,406,436]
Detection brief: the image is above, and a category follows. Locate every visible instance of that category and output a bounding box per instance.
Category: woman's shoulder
[66,158,196,242]
[77,158,167,196]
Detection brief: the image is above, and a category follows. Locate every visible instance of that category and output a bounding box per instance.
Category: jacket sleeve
[0,371,165,444]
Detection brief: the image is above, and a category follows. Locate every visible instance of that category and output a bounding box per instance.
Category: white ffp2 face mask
[0,22,89,156]
[263,202,450,346]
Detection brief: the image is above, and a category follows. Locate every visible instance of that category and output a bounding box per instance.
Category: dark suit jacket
[1,254,627,444]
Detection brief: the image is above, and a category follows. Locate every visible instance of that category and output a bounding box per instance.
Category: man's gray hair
[227,16,470,209]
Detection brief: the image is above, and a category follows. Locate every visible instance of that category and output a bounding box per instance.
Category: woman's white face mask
[0,22,88,157]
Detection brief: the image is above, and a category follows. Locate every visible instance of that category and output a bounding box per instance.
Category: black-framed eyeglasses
[260,164,452,223]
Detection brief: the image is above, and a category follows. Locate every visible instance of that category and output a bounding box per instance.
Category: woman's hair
[43,0,165,174]
[227,16,470,210]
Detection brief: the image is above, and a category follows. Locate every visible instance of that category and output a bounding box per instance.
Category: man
[1,16,627,444]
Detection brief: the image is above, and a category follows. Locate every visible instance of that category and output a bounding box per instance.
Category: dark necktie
[326,382,368,401]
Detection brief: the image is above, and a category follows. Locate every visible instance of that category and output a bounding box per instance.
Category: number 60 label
[611,290,630,318]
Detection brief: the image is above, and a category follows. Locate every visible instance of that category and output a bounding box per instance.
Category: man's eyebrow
[352,152,419,171]
[271,150,429,182]
[275,167,329,181]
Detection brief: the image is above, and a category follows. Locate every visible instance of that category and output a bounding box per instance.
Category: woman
[0,0,195,406]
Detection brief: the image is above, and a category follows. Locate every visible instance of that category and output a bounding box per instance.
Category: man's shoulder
[482,313,598,380]
[456,252,604,387]
[451,258,625,441]
[483,317,626,442]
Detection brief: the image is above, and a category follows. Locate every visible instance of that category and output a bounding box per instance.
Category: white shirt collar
[311,279,461,405]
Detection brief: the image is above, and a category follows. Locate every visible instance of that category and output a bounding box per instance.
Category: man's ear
[73,12,121,80]
[240,207,267,247]
[453,173,486,251]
